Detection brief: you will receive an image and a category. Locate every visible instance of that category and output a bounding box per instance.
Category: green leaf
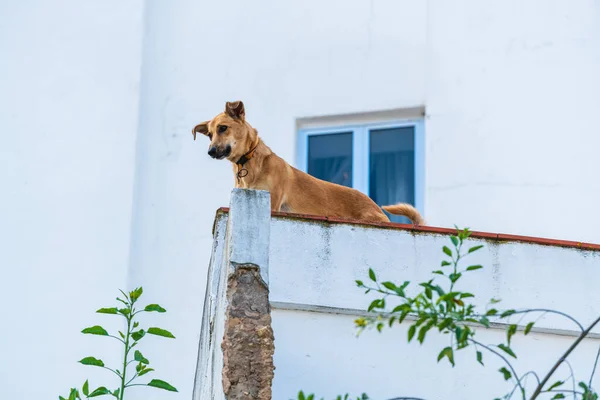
[524,322,535,335]
[497,344,517,358]
[118,331,125,339]
[466,265,483,271]
[368,299,381,312]
[408,325,416,342]
[460,293,474,299]
[579,382,589,391]
[551,394,565,399]
[118,308,130,316]
[96,308,118,315]
[147,379,178,392]
[490,298,501,304]
[355,280,364,287]
[133,321,139,328]
[368,268,376,282]
[112,388,120,398]
[443,246,452,257]
[147,327,175,339]
[418,321,434,344]
[468,245,484,253]
[131,329,145,341]
[144,304,167,313]
[134,350,149,364]
[79,356,105,367]
[507,324,517,345]
[130,287,143,302]
[82,380,89,396]
[432,270,444,275]
[81,326,108,336]
[486,309,498,316]
[68,388,78,400]
[499,367,512,380]
[476,351,484,366]
[449,273,462,283]
[500,309,516,318]
[438,317,454,332]
[437,346,455,366]
[88,387,110,397]
[548,381,565,391]
[479,316,490,328]
[450,236,459,246]
[138,368,155,377]
[381,281,396,291]
[432,285,445,296]
[398,310,409,325]
[119,288,130,298]
[441,260,451,267]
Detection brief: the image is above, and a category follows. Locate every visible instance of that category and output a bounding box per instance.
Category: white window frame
[296,120,425,215]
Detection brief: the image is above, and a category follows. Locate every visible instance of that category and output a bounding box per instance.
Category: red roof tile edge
[215,207,600,251]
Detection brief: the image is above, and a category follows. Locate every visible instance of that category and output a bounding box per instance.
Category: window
[297,121,424,223]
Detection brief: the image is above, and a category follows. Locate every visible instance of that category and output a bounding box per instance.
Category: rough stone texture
[221,263,275,400]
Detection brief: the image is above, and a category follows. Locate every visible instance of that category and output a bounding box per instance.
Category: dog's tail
[382,203,425,226]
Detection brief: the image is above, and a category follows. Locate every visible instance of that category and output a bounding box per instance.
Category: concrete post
[193,189,274,400]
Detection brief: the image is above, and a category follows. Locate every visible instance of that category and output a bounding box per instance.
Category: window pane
[308,132,353,187]
[369,127,415,223]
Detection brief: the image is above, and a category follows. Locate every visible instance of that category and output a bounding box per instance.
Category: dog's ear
[192,121,209,141]
[225,101,245,120]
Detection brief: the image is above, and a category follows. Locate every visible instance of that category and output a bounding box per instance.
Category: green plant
[59,287,178,400]
[294,391,369,400]
[298,228,600,400]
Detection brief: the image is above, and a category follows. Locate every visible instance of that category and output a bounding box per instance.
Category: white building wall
[2,0,600,399]
[0,1,144,398]
[425,0,600,241]
[198,194,600,400]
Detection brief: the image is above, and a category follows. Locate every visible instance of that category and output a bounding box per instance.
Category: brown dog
[192,101,424,225]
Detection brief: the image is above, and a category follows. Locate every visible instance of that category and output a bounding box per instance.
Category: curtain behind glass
[369,127,415,223]
[307,132,353,187]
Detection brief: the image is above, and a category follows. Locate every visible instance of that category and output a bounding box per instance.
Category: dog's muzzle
[208,145,231,160]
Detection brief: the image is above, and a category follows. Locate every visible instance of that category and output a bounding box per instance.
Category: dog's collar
[235,140,259,167]
[235,140,260,181]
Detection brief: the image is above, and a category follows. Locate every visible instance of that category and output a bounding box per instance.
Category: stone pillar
[222,189,274,400]
[193,189,274,400]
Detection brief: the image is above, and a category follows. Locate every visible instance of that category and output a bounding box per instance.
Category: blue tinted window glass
[308,132,353,187]
[369,127,415,223]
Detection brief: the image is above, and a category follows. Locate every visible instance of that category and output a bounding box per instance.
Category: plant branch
[125,371,139,387]
[101,366,122,378]
[108,335,126,344]
[589,344,600,388]
[508,309,584,332]
[563,359,576,400]
[507,371,541,399]
[119,311,133,400]
[470,339,525,399]
[542,389,584,396]
[530,314,600,399]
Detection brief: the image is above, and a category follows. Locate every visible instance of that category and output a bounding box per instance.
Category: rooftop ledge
[215,207,600,251]
[198,190,600,399]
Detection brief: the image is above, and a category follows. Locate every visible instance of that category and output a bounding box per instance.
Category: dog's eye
[218,125,228,134]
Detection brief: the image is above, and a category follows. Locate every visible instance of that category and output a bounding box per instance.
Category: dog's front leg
[269,190,284,212]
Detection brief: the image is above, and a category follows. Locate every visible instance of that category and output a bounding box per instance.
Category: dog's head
[192,101,256,162]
